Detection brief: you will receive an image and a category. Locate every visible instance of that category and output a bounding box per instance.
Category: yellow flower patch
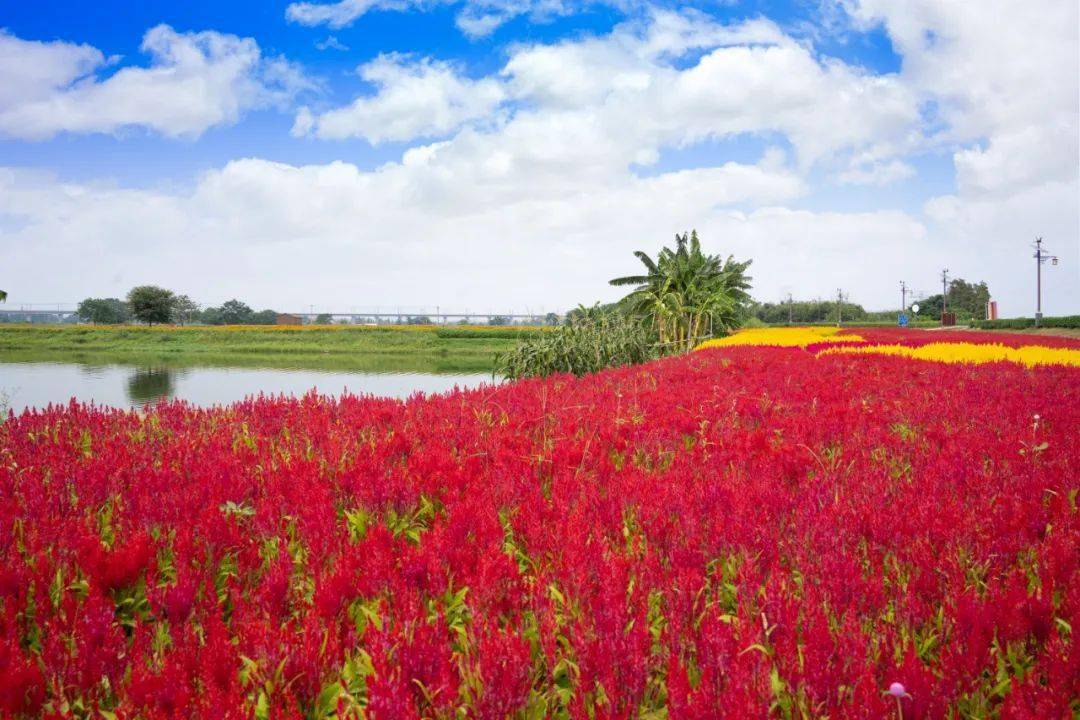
[697,327,864,349]
[817,342,1080,368]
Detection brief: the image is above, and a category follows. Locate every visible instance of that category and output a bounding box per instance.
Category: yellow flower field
[817,342,1080,368]
[697,326,864,349]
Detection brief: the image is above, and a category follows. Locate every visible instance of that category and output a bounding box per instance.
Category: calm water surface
[0,360,494,413]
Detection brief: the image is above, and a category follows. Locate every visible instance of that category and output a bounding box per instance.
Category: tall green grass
[496,313,656,379]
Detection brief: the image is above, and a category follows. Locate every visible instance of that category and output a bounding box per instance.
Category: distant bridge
[0,305,562,325]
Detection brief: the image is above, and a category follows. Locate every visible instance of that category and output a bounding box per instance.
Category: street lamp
[1032,237,1059,327]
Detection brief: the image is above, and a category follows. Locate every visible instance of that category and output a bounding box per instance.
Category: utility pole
[900,281,907,315]
[787,292,793,325]
[836,288,844,326]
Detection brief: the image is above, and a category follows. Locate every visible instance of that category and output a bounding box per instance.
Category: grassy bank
[0,324,543,372]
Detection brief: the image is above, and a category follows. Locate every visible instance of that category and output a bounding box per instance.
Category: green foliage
[752,299,868,324]
[973,316,1080,330]
[496,307,656,380]
[213,299,254,325]
[201,300,278,325]
[77,297,129,324]
[610,230,752,352]
[314,313,334,325]
[918,279,991,321]
[488,315,510,326]
[250,309,277,325]
[171,294,200,325]
[126,286,175,326]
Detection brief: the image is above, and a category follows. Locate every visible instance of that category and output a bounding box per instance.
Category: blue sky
[0,0,1076,314]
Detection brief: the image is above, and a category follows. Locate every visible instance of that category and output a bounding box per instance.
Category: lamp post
[1032,237,1059,327]
[939,269,950,325]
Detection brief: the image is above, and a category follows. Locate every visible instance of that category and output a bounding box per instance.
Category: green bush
[496,313,656,380]
[972,316,1080,330]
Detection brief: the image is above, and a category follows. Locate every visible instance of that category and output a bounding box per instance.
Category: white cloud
[924,179,1079,316]
[300,11,919,172]
[843,0,1079,195]
[837,0,1079,315]
[285,0,616,38]
[2,4,1076,319]
[286,0,396,29]
[0,25,312,140]
[0,157,919,314]
[838,159,915,186]
[0,30,106,107]
[293,54,506,142]
[315,35,350,51]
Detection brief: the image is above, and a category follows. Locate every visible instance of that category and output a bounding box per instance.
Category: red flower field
[1,329,1078,718]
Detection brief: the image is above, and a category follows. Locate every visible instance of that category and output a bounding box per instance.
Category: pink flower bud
[888,682,906,698]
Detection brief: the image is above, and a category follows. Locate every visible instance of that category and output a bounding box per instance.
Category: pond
[0,360,494,414]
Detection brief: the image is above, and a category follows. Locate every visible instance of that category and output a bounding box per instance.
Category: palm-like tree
[0,290,6,302]
[610,231,752,352]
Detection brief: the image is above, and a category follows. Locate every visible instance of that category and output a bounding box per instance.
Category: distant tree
[217,300,254,325]
[407,315,433,325]
[199,306,225,325]
[917,279,991,321]
[946,279,991,319]
[77,297,129,324]
[172,295,200,325]
[544,312,560,326]
[315,313,333,325]
[127,286,175,326]
[488,316,509,326]
[752,299,866,324]
[250,309,278,325]
[0,290,6,302]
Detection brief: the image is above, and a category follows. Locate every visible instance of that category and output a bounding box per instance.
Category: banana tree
[610,230,752,353]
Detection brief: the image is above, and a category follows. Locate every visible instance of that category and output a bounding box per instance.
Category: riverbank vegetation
[497,307,654,380]
[500,231,752,378]
[0,324,537,372]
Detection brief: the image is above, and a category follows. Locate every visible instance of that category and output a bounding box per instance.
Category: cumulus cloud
[843,0,1078,196]
[298,11,919,173]
[0,25,312,140]
[293,54,506,142]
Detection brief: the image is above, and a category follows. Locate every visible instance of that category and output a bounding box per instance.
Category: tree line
[751,279,991,324]
[77,287,279,326]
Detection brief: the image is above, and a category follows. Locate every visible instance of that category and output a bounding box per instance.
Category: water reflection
[0,359,493,413]
[126,367,181,406]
